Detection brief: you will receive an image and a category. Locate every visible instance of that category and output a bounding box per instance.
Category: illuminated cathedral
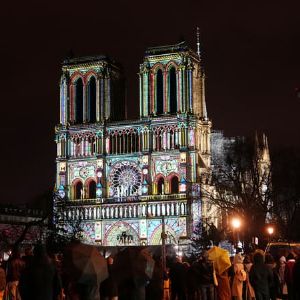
[55,40,214,246]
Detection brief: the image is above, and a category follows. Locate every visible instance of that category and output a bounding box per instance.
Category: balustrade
[60,199,188,221]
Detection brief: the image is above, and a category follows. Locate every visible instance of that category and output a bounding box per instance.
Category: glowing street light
[266,225,274,242]
[267,226,274,235]
[231,217,242,251]
[231,218,241,229]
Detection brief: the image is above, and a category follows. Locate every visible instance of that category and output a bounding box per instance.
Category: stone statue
[80,188,85,199]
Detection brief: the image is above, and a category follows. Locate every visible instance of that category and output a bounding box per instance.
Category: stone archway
[103,221,139,246]
[149,224,178,245]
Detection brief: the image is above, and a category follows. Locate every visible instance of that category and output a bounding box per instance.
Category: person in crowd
[293,254,300,300]
[249,251,273,300]
[231,253,246,300]
[4,247,25,300]
[145,256,163,300]
[0,264,6,300]
[187,262,201,300]
[19,244,62,300]
[215,269,231,300]
[100,256,118,300]
[285,252,296,300]
[169,256,188,300]
[193,251,215,300]
[22,246,33,267]
[276,256,288,300]
[265,253,280,300]
[243,255,255,300]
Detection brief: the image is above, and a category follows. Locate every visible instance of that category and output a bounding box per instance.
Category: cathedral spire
[196,27,201,59]
[197,27,208,120]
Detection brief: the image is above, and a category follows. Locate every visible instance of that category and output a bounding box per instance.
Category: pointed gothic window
[88,76,96,123]
[170,176,179,194]
[88,180,96,199]
[157,177,165,195]
[74,181,83,199]
[156,69,164,115]
[169,67,177,114]
[75,78,84,123]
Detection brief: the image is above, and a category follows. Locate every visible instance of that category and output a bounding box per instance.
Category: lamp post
[266,225,274,243]
[231,217,241,252]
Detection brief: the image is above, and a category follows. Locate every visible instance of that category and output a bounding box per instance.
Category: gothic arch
[103,221,139,246]
[165,61,178,71]
[155,69,164,115]
[168,66,177,114]
[74,77,84,123]
[85,70,97,82]
[152,63,165,74]
[85,178,97,199]
[169,174,179,194]
[87,76,96,123]
[155,175,165,195]
[149,224,178,245]
[73,179,83,200]
[70,72,85,84]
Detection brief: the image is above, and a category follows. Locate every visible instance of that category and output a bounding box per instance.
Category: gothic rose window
[109,161,142,197]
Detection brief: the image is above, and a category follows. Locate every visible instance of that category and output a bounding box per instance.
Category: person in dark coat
[249,251,273,300]
[100,256,118,300]
[169,256,188,300]
[146,256,163,300]
[285,253,296,300]
[293,255,300,300]
[265,253,280,300]
[194,251,215,300]
[0,265,6,300]
[19,244,62,300]
[5,247,25,300]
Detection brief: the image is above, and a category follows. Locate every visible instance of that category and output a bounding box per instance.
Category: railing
[58,199,188,221]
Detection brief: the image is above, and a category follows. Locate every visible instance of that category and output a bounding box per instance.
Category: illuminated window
[156,69,164,115]
[88,180,96,199]
[74,181,83,199]
[157,177,164,195]
[169,67,177,114]
[170,176,179,194]
[75,78,84,123]
[88,76,96,123]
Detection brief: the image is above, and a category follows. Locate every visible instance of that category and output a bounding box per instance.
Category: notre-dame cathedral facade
[55,41,214,246]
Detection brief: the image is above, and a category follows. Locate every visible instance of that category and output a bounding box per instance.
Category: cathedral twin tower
[55,41,212,246]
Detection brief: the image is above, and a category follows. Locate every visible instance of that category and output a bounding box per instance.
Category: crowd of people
[0,244,299,300]
[166,249,300,300]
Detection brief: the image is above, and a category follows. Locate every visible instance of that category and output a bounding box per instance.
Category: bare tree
[203,136,272,249]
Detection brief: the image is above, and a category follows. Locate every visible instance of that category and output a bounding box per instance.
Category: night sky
[1,1,300,205]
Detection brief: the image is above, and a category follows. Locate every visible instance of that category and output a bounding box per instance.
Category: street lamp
[231,218,241,230]
[266,225,274,242]
[231,217,242,251]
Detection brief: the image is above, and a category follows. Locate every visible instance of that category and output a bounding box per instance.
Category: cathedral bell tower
[59,55,125,126]
[139,41,207,119]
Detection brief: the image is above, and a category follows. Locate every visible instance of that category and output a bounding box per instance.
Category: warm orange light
[267,226,274,235]
[231,218,241,229]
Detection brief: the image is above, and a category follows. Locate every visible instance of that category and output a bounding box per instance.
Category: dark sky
[1,1,300,205]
